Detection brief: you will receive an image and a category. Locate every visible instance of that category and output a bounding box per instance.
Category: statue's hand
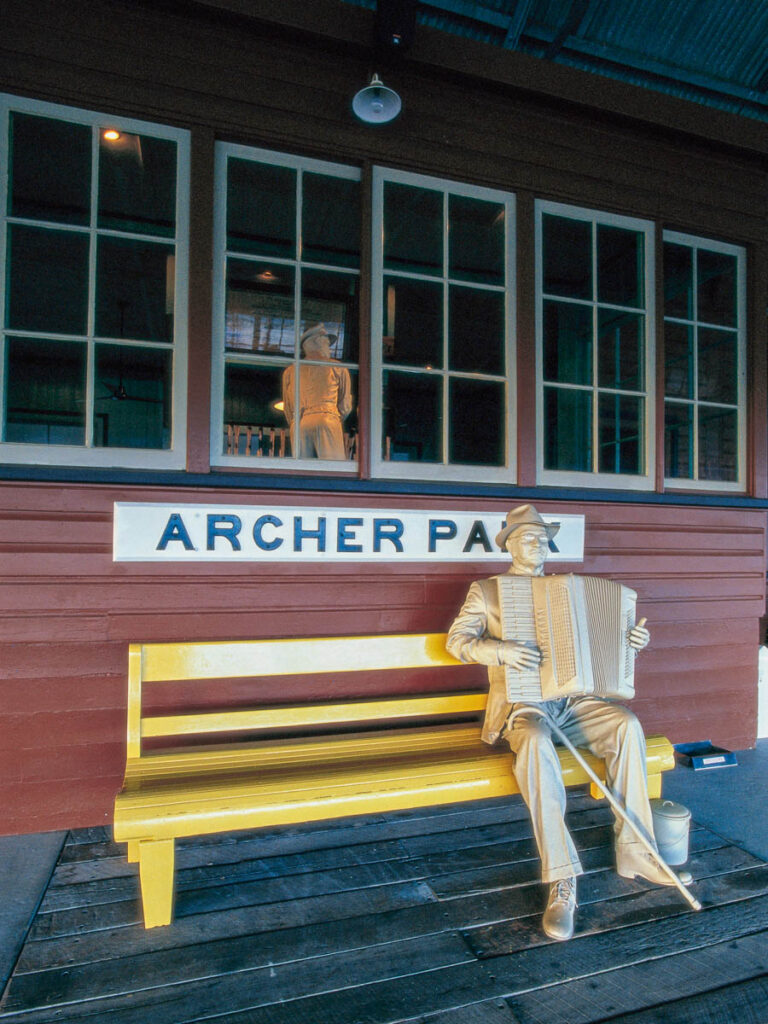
[628,624,650,652]
[499,640,541,670]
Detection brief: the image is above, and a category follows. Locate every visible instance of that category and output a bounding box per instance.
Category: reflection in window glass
[544,386,592,472]
[664,322,693,399]
[543,300,592,386]
[383,182,442,275]
[99,131,176,237]
[598,393,642,475]
[597,310,643,391]
[383,371,442,463]
[94,344,171,449]
[225,260,296,355]
[698,328,737,404]
[448,195,504,285]
[9,113,91,225]
[597,225,643,308]
[4,337,86,445]
[542,214,591,300]
[449,287,504,375]
[301,269,359,363]
[382,277,442,368]
[699,407,737,481]
[664,242,693,320]
[96,237,175,343]
[665,402,693,479]
[303,174,360,268]
[697,249,736,327]
[7,225,89,335]
[449,378,504,465]
[227,158,295,257]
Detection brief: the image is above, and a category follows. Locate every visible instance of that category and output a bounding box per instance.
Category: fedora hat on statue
[495,504,559,550]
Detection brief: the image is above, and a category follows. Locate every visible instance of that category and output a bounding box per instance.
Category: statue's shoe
[617,847,676,886]
[542,876,577,941]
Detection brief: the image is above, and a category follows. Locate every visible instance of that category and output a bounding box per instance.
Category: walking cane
[507,705,702,912]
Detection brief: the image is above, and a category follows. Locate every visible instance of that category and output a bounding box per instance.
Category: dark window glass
[664,402,693,479]
[697,249,737,327]
[663,242,693,320]
[227,158,295,257]
[7,225,89,335]
[698,328,738,404]
[664,322,694,399]
[598,393,642,475]
[224,363,293,457]
[698,407,738,481]
[383,182,442,275]
[543,300,592,386]
[9,113,91,225]
[449,378,504,466]
[94,343,170,448]
[4,337,86,445]
[96,237,175,343]
[544,386,592,472]
[225,260,296,355]
[301,270,359,363]
[383,371,442,463]
[598,310,643,391]
[448,195,504,285]
[98,131,176,236]
[382,277,443,369]
[303,173,360,268]
[542,215,591,300]
[597,225,643,308]
[449,286,504,375]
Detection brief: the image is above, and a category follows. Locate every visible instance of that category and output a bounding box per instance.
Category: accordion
[498,573,638,703]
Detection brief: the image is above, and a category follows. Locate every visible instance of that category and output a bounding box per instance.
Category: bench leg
[137,839,175,928]
[647,772,662,800]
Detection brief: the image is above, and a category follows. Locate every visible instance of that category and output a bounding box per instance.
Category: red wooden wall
[1,480,764,836]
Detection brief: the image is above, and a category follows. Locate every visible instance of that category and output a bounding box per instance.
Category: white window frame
[535,200,656,490]
[211,143,361,473]
[662,230,747,492]
[370,166,516,484]
[0,94,190,469]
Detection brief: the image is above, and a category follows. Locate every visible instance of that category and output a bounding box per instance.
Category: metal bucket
[651,798,691,865]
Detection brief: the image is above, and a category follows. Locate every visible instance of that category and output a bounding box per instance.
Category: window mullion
[85,125,100,449]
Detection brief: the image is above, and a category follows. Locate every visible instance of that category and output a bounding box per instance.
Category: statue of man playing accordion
[446,504,675,941]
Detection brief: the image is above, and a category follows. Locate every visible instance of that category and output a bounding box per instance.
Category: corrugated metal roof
[342,0,768,121]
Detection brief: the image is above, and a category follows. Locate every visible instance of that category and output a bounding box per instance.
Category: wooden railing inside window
[225,424,358,460]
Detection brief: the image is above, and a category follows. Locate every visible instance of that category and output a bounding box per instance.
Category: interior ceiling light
[352,73,402,124]
[103,129,121,141]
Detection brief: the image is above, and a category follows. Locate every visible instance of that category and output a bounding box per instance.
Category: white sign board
[113,503,585,563]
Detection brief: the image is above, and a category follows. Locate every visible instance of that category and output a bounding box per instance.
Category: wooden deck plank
[589,973,768,1024]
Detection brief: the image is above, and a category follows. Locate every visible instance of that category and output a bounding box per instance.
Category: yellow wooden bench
[113,632,675,928]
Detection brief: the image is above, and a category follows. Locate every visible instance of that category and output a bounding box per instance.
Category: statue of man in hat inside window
[446,504,674,942]
[282,323,353,460]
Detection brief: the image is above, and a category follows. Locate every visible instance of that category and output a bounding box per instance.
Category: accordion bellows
[498,573,638,703]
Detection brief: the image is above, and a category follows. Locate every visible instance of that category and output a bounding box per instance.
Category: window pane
[224,363,291,457]
[698,406,737,481]
[698,249,737,327]
[383,371,442,463]
[664,322,694,399]
[598,310,643,391]
[664,402,693,479]
[597,225,643,308]
[7,225,89,334]
[9,113,91,225]
[227,158,295,257]
[449,286,504,375]
[664,242,693,320]
[542,214,591,300]
[225,260,296,355]
[302,173,360,268]
[383,182,442,275]
[99,131,176,236]
[598,393,642,474]
[94,344,170,448]
[698,328,737,404]
[96,237,174,343]
[449,378,504,466]
[544,386,592,472]
[543,300,592,385]
[301,270,359,363]
[382,277,443,368]
[4,337,86,445]
[448,195,504,285]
